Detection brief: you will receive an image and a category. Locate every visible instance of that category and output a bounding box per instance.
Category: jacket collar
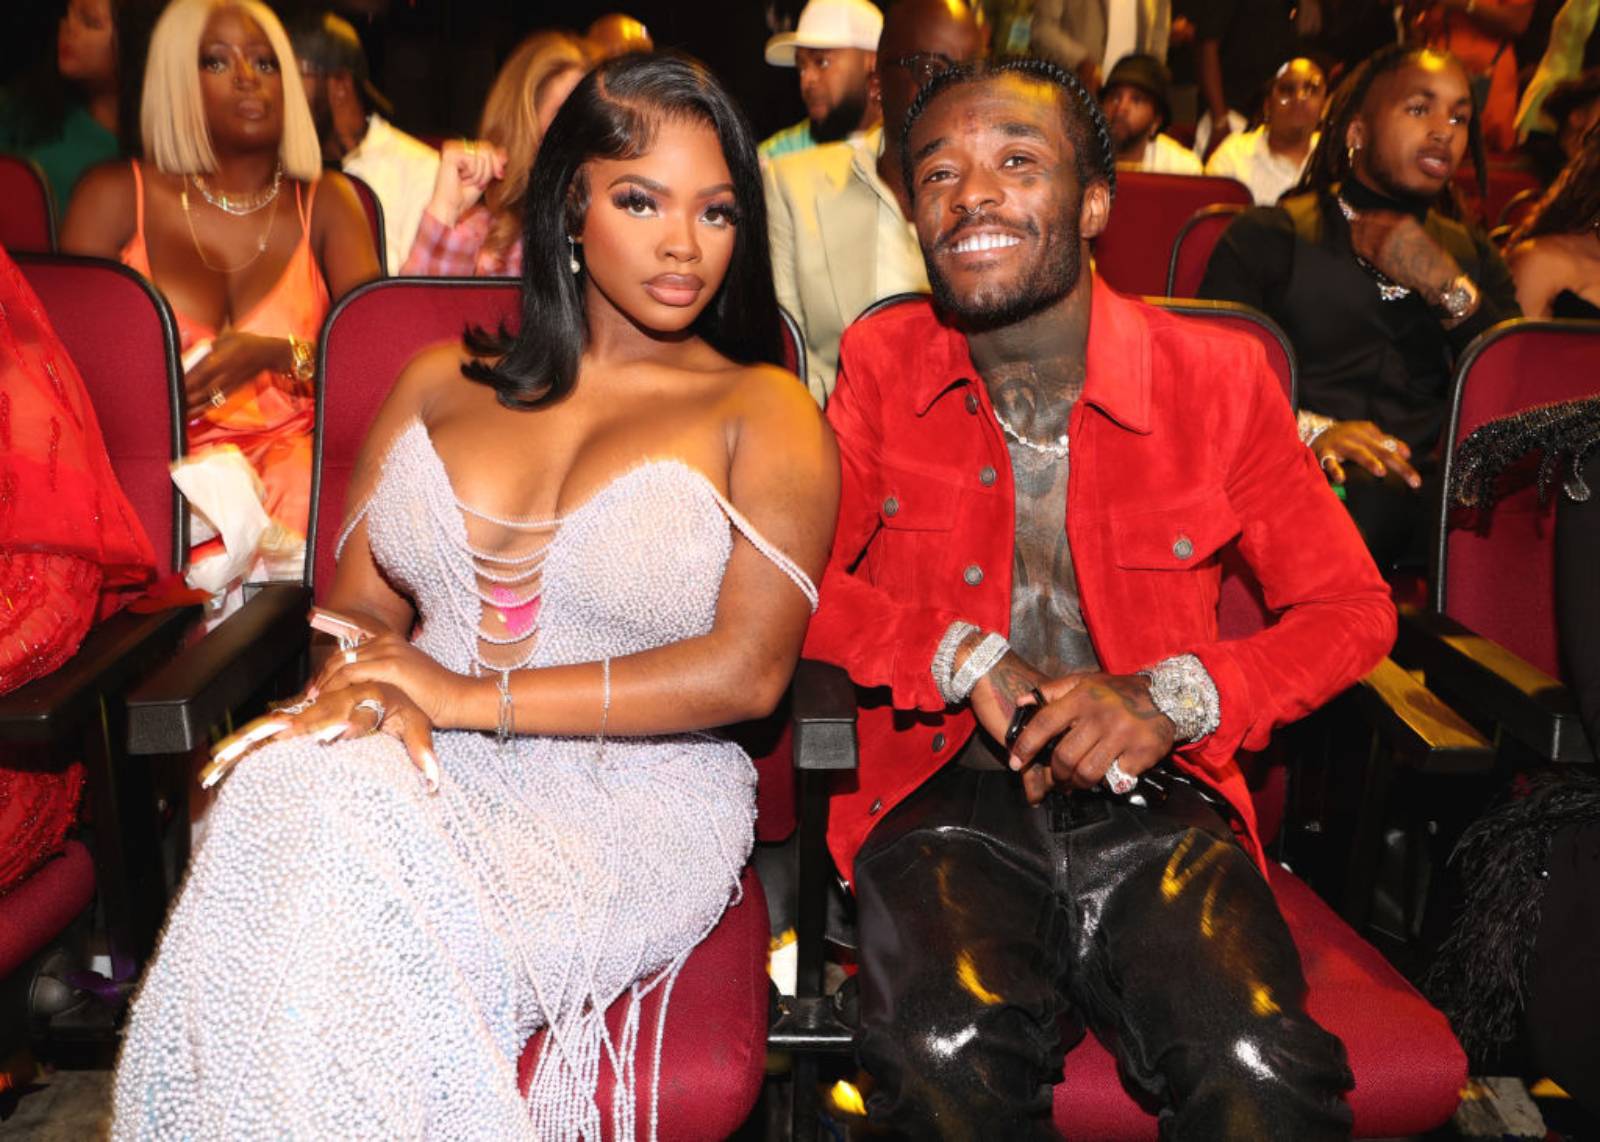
[912,274,1153,435]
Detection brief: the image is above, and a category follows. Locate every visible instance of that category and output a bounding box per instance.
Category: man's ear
[1080,179,1112,241]
[1345,116,1367,154]
[865,51,880,106]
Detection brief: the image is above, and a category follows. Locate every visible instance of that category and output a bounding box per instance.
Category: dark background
[1,0,824,142]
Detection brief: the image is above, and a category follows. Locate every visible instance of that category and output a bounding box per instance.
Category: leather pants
[853,760,1355,1141]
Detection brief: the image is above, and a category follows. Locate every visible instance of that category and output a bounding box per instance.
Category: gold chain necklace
[180,176,280,274]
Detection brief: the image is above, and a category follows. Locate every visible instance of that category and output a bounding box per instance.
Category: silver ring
[1319,453,1337,471]
[343,648,358,666]
[1104,758,1138,796]
[209,387,225,408]
[272,695,316,715]
[352,697,386,724]
[1380,438,1399,453]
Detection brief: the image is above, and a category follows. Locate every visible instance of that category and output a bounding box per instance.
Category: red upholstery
[342,172,387,274]
[1095,173,1252,297]
[0,155,56,253]
[1166,204,1247,299]
[1440,320,1600,677]
[313,281,773,1136]
[1495,187,1541,233]
[16,254,184,570]
[1054,865,1467,1140]
[0,841,94,978]
[1451,163,1541,230]
[515,867,770,1141]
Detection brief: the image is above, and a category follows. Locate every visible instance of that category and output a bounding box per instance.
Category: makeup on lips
[645,273,705,307]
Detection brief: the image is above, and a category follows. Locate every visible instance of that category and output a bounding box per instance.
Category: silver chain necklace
[192,163,283,216]
[1335,195,1412,302]
[994,410,1070,458]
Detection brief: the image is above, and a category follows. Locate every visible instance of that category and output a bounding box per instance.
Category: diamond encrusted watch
[1139,654,1221,743]
[1435,274,1480,322]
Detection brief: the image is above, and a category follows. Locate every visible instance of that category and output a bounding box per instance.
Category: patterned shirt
[399,208,523,278]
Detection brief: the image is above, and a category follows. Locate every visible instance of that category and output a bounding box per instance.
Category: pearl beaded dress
[113,421,817,1140]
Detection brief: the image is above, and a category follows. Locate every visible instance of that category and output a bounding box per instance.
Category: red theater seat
[1167,204,1247,299]
[0,155,56,253]
[1095,172,1252,297]
[343,171,387,275]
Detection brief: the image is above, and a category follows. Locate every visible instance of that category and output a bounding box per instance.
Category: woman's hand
[184,331,289,419]
[204,680,440,793]
[425,139,507,228]
[314,631,478,730]
[1311,420,1422,488]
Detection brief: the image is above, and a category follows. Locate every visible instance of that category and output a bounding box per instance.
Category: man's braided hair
[1294,44,1487,204]
[899,57,1117,203]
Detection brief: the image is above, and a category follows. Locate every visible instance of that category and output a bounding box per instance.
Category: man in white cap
[759,0,884,162]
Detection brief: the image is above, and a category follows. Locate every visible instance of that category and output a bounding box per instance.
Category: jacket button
[964,392,979,414]
[932,733,947,751]
[1173,536,1194,560]
[883,496,899,517]
[869,799,883,815]
[978,465,997,486]
[963,564,984,586]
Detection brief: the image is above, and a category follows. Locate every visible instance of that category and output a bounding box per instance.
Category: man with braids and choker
[804,56,1395,1138]
[1200,46,1520,570]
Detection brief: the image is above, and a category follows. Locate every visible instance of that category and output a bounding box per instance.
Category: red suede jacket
[802,278,1397,882]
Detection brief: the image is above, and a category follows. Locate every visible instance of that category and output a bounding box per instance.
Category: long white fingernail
[313,722,349,744]
[213,721,286,763]
[422,751,440,794]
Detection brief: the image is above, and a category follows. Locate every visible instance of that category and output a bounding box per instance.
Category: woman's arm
[332,365,840,736]
[59,161,136,257]
[311,170,382,302]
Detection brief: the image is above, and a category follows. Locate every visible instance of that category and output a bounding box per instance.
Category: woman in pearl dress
[113,52,837,1140]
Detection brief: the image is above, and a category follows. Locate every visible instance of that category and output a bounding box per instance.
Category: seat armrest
[126,583,312,755]
[791,658,857,772]
[1393,607,1587,762]
[0,604,199,748]
[1352,657,1494,775]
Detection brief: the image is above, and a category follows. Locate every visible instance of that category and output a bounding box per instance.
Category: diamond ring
[352,697,386,725]
[1104,758,1138,796]
[209,388,225,408]
[1380,438,1399,453]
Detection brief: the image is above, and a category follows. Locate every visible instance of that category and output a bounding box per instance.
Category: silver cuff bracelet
[1140,654,1221,743]
[932,621,979,705]
[1297,409,1336,448]
[950,632,1010,703]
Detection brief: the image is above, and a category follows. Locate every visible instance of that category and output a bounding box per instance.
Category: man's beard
[926,205,1083,332]
[811,87,869,143]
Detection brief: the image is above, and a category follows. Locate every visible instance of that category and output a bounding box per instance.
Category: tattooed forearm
[980,651,1049,719]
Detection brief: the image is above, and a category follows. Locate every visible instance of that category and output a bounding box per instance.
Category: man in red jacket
[802,57,1395,1138]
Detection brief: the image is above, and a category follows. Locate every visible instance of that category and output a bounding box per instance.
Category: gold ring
[462,140,478,157]
[209,388,225,408]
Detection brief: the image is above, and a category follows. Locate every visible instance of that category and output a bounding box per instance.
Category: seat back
[778,304,806,383]
[0,155,56,253]
[1436,319,1600,677]
[14,253,185,570]
[343,171,388,275]
[1094,173,1252,297]
[1166,204,1247,298]
[308,276,521,597]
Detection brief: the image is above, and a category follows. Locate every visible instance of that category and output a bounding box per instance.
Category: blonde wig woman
[401,31,591,276]
[62,0,378,569]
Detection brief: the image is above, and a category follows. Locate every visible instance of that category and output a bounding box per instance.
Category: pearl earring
[568,236,581,275]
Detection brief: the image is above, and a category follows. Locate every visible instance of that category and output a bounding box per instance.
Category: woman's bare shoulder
[59,160,137,256]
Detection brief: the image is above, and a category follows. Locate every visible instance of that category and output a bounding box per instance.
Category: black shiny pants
[853,762,1355,1141]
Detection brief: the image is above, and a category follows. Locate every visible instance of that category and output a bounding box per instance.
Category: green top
[0,99,119,215]
[758,120,816,162]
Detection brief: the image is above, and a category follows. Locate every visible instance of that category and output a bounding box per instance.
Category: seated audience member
[1029,0,1173,93]
[1200,46,1519,569]
[0,0,157,212]
[1508,123,1600,317]
[0,244,156,897]
[401,31,589,277]
[62,0,379,564]
[111,52,835,1138]
[585,12,653,59]
[759,0,883,162]
[765,0,985,403]
[291,11,440,274]
[1206,57,1326,204]
[806,56,1393,1137]
[1100,53,1202,173]
[1410,0,1533,153]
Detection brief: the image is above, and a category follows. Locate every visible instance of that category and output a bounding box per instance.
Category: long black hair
[463,51,781,410]
[899,56,1117,205]
[1512,122,1600,243]
[1294,44,1487,206]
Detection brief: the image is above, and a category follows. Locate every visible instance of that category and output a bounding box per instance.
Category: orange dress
[120,161,329,545]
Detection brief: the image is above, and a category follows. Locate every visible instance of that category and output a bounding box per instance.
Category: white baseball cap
[764,0,883,67]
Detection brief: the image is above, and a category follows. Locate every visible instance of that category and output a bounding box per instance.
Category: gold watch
[287,335,315,383]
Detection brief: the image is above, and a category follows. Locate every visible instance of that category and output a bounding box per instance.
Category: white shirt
[341,114,441,274]
[1204,125,1318,205]
[1121,132,1204,175]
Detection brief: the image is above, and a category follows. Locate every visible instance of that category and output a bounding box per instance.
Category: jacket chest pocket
[1104,492,1241,630]
[863,468,964,596]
